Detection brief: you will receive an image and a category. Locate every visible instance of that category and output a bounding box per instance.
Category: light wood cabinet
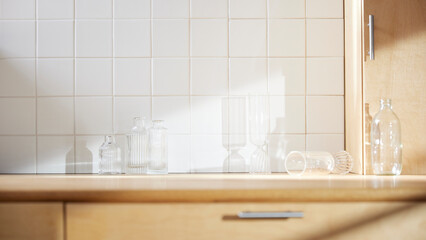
[66,202,426,240]
[0,203,64,240]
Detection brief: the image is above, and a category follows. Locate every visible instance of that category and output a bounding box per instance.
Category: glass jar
[147,120,168,174]
[99,136,122,174]
[126,117,148,174]
[371,99,402,175]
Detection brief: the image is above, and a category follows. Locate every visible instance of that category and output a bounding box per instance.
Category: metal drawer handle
[368,15,375,60]
[237,211,304,219]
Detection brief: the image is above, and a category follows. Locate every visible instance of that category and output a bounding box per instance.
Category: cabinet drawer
[0,202,64,240]
[67,202,426,240]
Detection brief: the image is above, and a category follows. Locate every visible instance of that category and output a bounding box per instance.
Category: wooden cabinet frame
[344,0,364,174]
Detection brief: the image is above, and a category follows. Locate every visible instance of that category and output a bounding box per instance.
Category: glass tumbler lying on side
[126,117,148,174]
[147,120,168,174]
[285,151,353,176]
[99,135,122,174]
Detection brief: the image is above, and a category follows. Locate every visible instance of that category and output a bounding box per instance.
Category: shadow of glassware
[72,140,93,174]
[268,117,288,172]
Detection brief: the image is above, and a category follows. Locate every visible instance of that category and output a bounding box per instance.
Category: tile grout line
[266,0,271,166]
[111,0,116,140]
[188,0,193,174]
[226,0,231,173]
[150,0,154,130]
[304,0,308,152]
[34,0,38,173]
[72,0,77,174]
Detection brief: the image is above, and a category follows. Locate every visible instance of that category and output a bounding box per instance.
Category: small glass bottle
[147,120,168,174]
[99,136,122,174]
[371,99,402,175]
[126,117,148,174]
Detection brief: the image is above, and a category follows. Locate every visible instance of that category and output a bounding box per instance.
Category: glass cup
[285,151,353,176]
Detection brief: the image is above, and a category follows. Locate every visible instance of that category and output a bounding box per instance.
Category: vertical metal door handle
[368,15,375,60]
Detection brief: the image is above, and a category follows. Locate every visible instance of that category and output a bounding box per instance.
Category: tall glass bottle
[147,120,168,174]
[99,136,122,174]
[126,117,148,174]
[371,99,402,175]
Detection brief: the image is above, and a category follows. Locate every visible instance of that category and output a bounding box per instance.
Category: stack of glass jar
[98,118,168,175]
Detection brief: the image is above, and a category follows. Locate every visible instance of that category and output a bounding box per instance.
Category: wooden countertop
[0,174,425,202]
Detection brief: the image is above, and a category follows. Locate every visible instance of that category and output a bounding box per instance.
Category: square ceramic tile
[268,134,305,172]
[307,96,344,133]
[0,98,35,134]
[114,97,151,134]
[37,97,74,135]
[75,97,113,134]
[38,20,74,57]
[153,59,189,95]
[268,58,305,95]
[268,0,305,18]
[37,58,74,96]
[269,96,305,134]
[0,0,35,19]
[191,135,227,173]
[190,0,227,18]
[37,136,74,173]
[76,135,104,173]
[269,19,305,57]
[152,97,190,134]
[76,58,112,95]
[190,19,227,57]
[0,136,36,173]
[114,58,151,95]
[114,20,150,57]
[307,57,344,95]
[229,20,266,57]
[38,0,74,19]
[76,20,112,57]
[168,135,191,173]
[191,97,223,134]
[306,134,344,153]
[114,0,150,19]
[0,21,35,57]
[307,19,343,57]
[76,0,112,19]
[229,58,267,95]
[0,59,35,96]
[153,20,189,57]
[230,0,266,18]
[306,0,343,18]
[191,58,228,95]
[153,0,189,18]
[222,97,246,136]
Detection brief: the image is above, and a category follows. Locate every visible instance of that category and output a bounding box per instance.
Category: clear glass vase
[248,95,270,174]
[222,97,247,173]
[99,136,122,174]
[147,120,168,174]
[126,117,148,174]
[371,99,402,175]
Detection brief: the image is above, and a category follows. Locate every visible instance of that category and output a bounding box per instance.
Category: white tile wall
[0,0,344,173]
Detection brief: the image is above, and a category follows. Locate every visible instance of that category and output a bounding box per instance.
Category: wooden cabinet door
[67,202,426,240]
[363,0,426,174]
[0,203,64,240]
